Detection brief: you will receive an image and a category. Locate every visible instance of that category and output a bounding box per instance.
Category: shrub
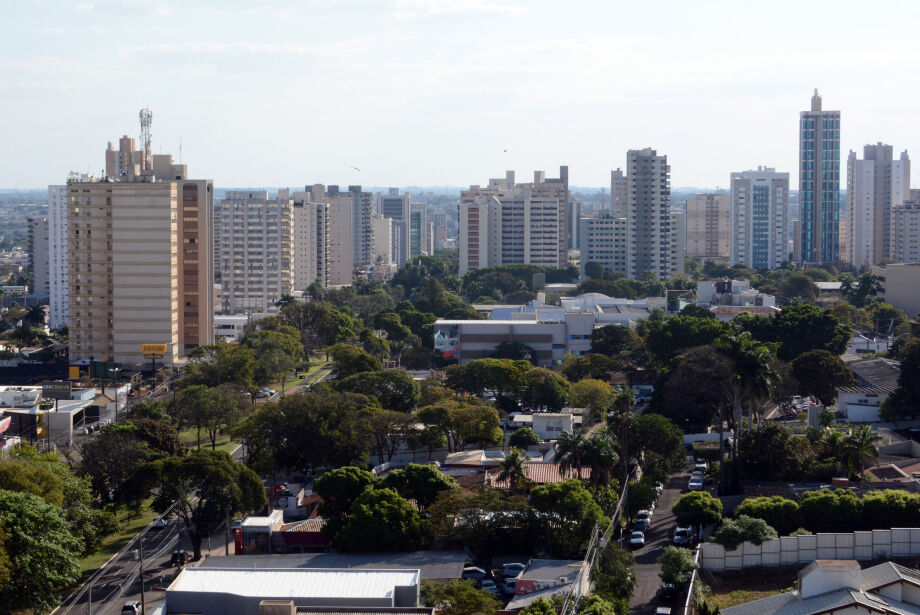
[710,515,777,550]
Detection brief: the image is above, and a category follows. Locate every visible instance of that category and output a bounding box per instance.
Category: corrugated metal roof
[168,568,419,599]
[297,609,434,615]
[199,552,466,581]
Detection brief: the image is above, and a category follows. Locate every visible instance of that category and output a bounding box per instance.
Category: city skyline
[4,1,920,189]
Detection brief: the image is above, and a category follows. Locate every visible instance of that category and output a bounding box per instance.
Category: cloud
[118,38,373,60]
[388,0,525,19]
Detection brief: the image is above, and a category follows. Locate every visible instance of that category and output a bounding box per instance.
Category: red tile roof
[487,463,591,488]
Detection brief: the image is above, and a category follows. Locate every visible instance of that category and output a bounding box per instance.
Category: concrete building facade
[846,143,910,266]
[218,190,293,313]
[28,217,50,299]
[609,168,627,216]
[730,167,790,269]
[67,175,180,366]
[291,192,329,291]
[48,184,69,329]
[670,210,686,274]
[458,168,569,276]
[871,263,920,317]
[892,203,920,263]
[799,90,841,264]
[578,211,627,278]
[625,148,672,279]
[372,214,393,265]
[686,193,731,259]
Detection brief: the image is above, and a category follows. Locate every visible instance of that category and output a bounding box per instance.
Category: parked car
[170,549,188,566]
[121,601,142,614]
[629,530,645,548]
[151,517,169,530]
[636,509,653,524]
[503,578,517,594]
[230,518,243,530]
[480,579,501,596]
[687,477,704,491]
[655,482,664,495]
[633,518,650,531]
[502,562,526,578]
[659,582,679,601]
[462,566,489,581]
[690,469,704,479]
[694,460,708,472]
[673,526,694,546]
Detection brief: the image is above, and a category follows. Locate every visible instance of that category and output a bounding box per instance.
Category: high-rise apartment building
[799,90,841,264]
[610,168,627,216]
[409,202,428,259]
[670,210,686,274]
[67,173,180,366]
[296,184,354,288]
[626,148,672,279]
[327,185,373,269]
[372,214,393,265]
[378,188,409,266]
[730,167,790,269]
[578,211,627,277]
[892,203,920,264]
[567,199,581,251]
[291,188,330,291]
[151,154,214,352]
[458,167,569,276]
[218,190,293,313]
[846,143,910,266]
[105,135,146,178]
[686,193,731,260]
[48,184,69,330]
[28,217,50,299]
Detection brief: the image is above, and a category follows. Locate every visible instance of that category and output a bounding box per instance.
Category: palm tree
[843,425,883,479]
[23,304,45,327]
[581,430,620,487]
[555,429,587,479]
[498,448,531,493]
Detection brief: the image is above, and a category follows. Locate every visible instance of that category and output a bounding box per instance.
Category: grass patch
[265,362,331,393]
[178,426,238,454]
[702,567,798,609]
[80,503,159,574]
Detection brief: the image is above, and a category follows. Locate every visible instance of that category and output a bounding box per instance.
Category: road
[629,467,690,615]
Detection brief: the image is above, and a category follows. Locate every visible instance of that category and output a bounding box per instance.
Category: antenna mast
[139,108,153,171]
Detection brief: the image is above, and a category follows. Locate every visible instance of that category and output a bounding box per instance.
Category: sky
[3,0,920,190]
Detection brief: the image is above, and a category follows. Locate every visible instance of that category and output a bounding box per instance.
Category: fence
[700,528,920,571]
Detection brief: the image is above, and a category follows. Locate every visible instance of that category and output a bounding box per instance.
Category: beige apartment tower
[686,193,731,260]
[67,176,180,366]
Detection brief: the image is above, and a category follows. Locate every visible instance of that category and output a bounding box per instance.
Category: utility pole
[88,582,92,615]
[138,531,146,613]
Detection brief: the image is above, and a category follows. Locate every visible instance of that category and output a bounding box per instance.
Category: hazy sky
[3,0,920,190]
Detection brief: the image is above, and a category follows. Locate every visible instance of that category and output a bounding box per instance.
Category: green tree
[328,343,382,379]
[842,424,882,479]
[365,408,414,463]
[0,489,82,614]
[242,328,304,391]
[679,304,716,319]
[490,341,538,363]
[530,479,608,558]
[79,429,150,503]
[429,488,532,565]
[737,303,848,361]
[497,448,532,493]
[711,515,778,550]
[738,422,815,482]
[381,463,458,508]
[880,340,920,421]
[840,271,883,307]
[203,384,248,450]
[313,466,378,539]
[591,325,641,357]
[338,369,421,413]
[798,490,863,533]
[629,413,686,482]
[176,384,215,449]
[281,300,355,351]
[568,378,614,419]
[522,367,571,412]
[645,316,729,365]
[560,353,616,382]
[555,429,588,479]
[123,450,266,560]
[183,343,259,393]
[416,399,502,452]
[791,350,855,406]
[509,427,541,448]
[672,491,723,527]
[578,595,620,615]
[653,345,729,432]
[584,261,606,279]
[581,430,620,487]
[334,486,430,551]
[422,580,501,615]
[658,545,699,584]
[591,540,636,606]
[733,496,800,536]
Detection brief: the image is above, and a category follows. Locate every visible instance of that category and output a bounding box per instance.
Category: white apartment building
[891,203,920,263]
[610,168,627,217]
[686,193,731,259]
[626,149,672,279]
[378,188,409,266]
[579,211,627,277]
[671,210,686,274]
[730,167,789,269]
[871,263,920,318]
[291,193,329,291]
[372,214,393,265]
[28,217,50,299]
[218,190,293,313]
[327,185,373,269]
[459,168,569,276]
[48,184,69,329]
[846,144,910,266]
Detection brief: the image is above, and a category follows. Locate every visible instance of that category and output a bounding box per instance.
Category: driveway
[629,468,690,614]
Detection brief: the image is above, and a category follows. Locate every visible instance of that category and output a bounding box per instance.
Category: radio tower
[139,108,153,171]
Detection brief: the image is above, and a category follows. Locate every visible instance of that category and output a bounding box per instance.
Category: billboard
[141,344,168,355]
[41,380,73,401]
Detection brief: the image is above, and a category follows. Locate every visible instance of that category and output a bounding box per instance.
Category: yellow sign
[69,366,80,379]
[141,344,168,354]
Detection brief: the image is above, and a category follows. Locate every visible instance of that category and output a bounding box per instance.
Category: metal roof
[296,608,434,615]
[168,568,419,599]
[200,552,466,580]
[519,559,585,582]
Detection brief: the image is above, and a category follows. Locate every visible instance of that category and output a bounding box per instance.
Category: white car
[480,579,500,596]
[694,460,708,472]
[636,509,653,522]
[630,530,645,548]
[502,562,526,578]
[502,578,516,594]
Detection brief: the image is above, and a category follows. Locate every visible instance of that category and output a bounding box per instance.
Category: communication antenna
[139,108,153,171]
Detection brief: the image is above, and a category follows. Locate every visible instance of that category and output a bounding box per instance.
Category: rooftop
[200,552,465,581]
[487,463,591,488]
[168,568,419,599]
[845,357,901,390]
[520,559,585,582]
